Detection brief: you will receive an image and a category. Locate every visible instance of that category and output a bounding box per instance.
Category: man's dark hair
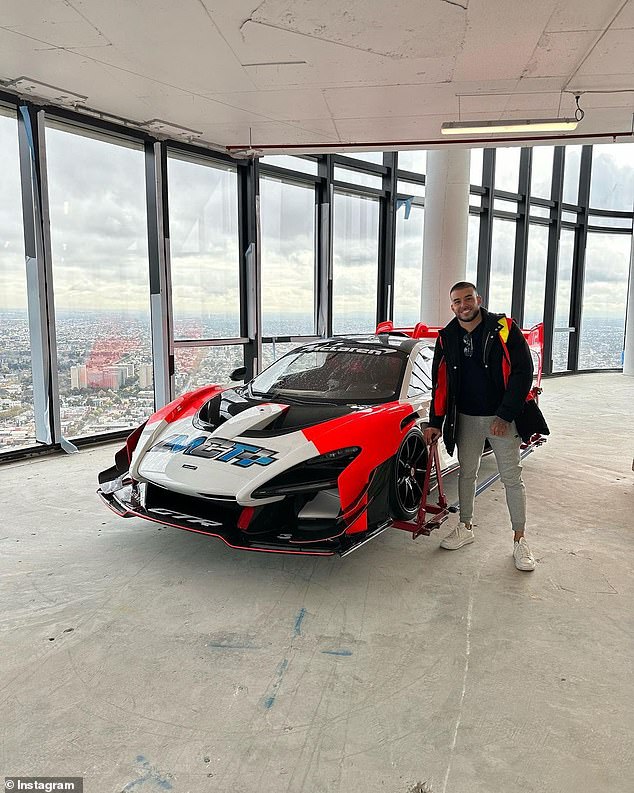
[450,281,478,295]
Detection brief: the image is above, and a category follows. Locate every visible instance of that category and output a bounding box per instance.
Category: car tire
[389,427,428,521]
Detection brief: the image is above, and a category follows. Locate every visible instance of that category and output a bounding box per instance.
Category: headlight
[252,447,360,498]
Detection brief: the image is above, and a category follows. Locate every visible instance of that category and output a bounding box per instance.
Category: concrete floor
[1,373,632,793]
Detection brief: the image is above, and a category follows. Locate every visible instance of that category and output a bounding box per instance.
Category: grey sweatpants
[456,413,526,532]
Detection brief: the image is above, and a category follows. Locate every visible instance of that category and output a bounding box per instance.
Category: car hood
[196,387,354,435]
[131,392,359,504]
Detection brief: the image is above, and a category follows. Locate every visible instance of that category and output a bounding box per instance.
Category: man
[422,282,536,571]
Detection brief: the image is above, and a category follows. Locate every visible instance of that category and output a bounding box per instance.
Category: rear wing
[375,320,544,388]
[522,323,544,388]
[375,321,443,340]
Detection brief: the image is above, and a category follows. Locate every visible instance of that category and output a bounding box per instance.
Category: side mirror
[230,366,246,382]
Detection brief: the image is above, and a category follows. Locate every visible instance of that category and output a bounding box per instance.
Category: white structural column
[622,236,634,376]
[420,148,471,326]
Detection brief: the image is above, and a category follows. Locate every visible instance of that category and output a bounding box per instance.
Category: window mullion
[17,104,61,446]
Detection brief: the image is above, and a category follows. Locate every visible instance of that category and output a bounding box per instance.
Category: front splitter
[98,488,338,556]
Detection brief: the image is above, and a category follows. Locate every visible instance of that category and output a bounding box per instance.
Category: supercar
[98,323,544,556]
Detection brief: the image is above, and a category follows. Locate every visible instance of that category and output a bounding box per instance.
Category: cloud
[530,146,555,198]
[589,145,634,212]
[562,145,583,204]
[0,114,632,333]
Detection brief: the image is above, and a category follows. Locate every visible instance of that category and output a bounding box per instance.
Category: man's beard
[458,307,481,323]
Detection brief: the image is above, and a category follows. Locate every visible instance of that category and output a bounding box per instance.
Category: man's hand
[423,427,442,445]
[490,417,511,437]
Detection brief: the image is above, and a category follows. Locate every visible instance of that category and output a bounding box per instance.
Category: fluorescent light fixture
[441,118,579,135]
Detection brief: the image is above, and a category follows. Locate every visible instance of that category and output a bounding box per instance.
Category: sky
[1,110,632,329]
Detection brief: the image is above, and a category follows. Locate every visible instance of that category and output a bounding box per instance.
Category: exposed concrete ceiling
[1,0,633,153]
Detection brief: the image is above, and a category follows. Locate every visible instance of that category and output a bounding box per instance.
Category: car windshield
[250,345,407,404]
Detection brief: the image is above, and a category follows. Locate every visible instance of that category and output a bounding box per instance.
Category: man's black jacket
[428,308,533,454]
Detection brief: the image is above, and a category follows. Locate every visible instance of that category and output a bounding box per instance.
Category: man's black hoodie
[428,308,533,455]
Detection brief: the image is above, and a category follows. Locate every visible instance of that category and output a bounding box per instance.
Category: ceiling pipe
[227,129,634,155]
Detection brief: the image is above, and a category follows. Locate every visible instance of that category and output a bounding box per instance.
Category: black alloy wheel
[389,427,428,520]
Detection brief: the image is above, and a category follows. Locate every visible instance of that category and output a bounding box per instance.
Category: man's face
[450,287,482,323]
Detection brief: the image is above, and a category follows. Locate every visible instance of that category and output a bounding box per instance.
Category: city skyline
[0,309,627,453]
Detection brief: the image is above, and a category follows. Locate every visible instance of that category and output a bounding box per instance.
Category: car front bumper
[98,482,347,556]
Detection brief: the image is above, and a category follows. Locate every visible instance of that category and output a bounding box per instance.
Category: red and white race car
[98,322,544,556]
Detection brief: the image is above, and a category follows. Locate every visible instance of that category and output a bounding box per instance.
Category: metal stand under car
[391,433,547,541]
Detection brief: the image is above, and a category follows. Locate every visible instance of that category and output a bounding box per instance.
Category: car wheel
[390,427,428,521]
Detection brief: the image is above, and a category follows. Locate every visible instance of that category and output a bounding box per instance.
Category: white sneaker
[440,524,475,550]
[513,537,536,571]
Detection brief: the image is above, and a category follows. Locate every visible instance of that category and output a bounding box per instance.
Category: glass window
[562,145,582,205]
[407,346,434,399]
[551,330,571,373]
[45,122,152,439]
[578,232,631,369]
[262,340,309,369]
[561,210,577,224]
[494,198,518,213]
[495,147,521,193]
[470,148,484,186]
[334,167,383,189]
[589,143,634,212]
[168,153,240,339]
[488,218,516,314]
[174,345,243,395]
[552,229,574,372]
[555,231,574,328]
[529,205,550,219]
[260,177,315,336]
[523,225,549,327]
[466,214,480,285]
[259,155,318,174]
[397,150,426,174]
[0,109,35,453]
[393,204,424,326]
[530,146,554,199]
[397,180,425,198]
[343,151,384,164]
[332,192,379,334]
[588,215,633,230]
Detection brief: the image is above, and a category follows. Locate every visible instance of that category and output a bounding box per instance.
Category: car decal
[315,344,397,355]
[185,438,278,467]
[151,433,278,467]
[146,507,222,528]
